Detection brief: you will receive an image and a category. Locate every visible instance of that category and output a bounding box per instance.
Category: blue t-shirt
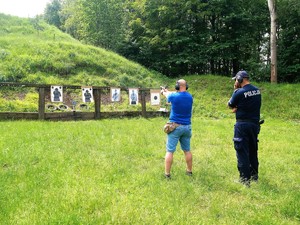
[228,84,261,122]
[168,92,193,125]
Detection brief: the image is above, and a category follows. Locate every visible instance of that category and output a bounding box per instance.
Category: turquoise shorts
[166,125,192,152]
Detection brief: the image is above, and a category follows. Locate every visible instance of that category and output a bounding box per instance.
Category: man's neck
[241,82,250,88]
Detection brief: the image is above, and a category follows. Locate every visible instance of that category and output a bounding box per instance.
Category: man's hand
[231,107,237,113]
[161,87,175,98]
[234,81,241,90]
[160,86,167,94]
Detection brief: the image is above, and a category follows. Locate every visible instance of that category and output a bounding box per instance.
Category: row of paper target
[51,86,162,105]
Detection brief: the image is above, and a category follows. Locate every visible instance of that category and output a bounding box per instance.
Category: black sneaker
[164,174,171,179]
[186,171,193,176]
[239,177,250,187]
[234,177,250,187]
[251,174,258,182]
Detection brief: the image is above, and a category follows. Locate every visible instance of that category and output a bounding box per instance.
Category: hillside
[0,14,299,121]
[186,75,300,121]
[0,13,167,87]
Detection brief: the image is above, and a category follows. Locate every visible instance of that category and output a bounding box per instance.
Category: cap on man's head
[232,70,249,80]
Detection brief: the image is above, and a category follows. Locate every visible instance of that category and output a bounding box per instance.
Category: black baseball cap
[232,70,249,80]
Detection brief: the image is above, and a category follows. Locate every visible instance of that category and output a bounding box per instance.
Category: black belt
[236,119,259,124]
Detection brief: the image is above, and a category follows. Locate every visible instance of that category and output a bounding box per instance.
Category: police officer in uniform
[228,71,262,187]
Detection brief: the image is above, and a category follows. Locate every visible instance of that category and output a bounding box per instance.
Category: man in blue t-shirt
[161,79,193,179]
[228,70,262,187]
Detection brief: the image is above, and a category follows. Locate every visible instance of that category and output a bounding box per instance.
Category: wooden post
[93,88,101,119]
[38,87,45,120]
[141,90,146,118]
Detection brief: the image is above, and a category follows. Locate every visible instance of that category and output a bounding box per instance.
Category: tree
[119,0,270,77]
[268,0,277,83]
[59,0,126,52]
[44,0,62,29]
[277,0,300,82]
[55,0,300,82]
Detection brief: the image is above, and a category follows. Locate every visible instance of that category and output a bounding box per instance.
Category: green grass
[0,118,299,224]
[1,12,300,225]
[0,13,167,87]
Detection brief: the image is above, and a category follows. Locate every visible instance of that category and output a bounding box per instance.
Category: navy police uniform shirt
[228,84,261,122]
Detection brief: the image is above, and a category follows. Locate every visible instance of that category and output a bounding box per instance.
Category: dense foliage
[44,0,300,82]
[277,0,300,82]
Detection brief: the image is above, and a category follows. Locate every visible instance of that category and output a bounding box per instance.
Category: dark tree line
[44,0,300,82]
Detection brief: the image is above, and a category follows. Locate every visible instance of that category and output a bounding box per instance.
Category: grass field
[1,117,299,224]
[1,12,299,225]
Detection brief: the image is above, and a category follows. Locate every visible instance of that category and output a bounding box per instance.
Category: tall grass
[0,118,299,224]
[159,75,300,121]
[0,13,167,87]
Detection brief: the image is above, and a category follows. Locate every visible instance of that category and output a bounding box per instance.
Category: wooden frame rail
[0,82,169,121]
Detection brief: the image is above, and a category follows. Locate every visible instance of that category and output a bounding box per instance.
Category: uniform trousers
[233,121,260,181]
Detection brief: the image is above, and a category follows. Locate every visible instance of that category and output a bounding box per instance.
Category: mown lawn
[0,117,299,224]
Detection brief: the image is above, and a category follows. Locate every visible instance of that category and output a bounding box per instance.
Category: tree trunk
[268,0,277,83]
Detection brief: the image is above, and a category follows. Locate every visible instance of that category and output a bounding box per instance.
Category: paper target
[111,88,121,102]
[129,88,139,105]
[82,87,94,103]
[150,89,160,105]
[51,86,63,102]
